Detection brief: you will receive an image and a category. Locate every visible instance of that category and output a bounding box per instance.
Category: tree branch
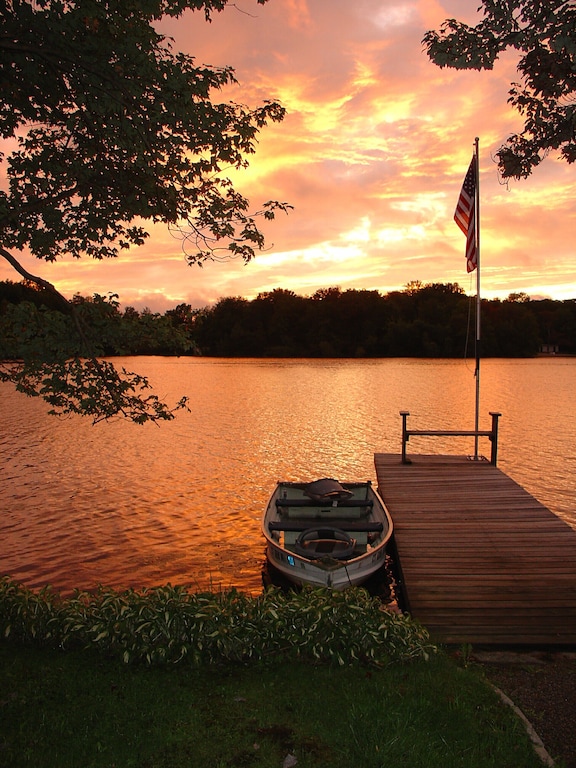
[0,246,69,309]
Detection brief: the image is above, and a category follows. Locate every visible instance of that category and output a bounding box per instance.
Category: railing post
[400,411,410,464]
[489,412,501,466]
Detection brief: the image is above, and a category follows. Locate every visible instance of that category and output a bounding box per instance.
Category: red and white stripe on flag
[454,157,477,273]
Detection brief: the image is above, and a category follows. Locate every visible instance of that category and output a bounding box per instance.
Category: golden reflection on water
[1,357,575,594]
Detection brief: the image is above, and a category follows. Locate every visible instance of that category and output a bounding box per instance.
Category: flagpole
[454,139,482,458]
[473,136,481,458]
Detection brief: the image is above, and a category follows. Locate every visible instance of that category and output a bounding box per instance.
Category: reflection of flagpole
[473,137,481,458]
[454,138,481,457]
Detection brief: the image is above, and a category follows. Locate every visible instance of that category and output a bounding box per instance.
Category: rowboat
[262,478,393,589]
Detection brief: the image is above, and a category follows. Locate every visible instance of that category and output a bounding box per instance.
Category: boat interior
[268,483,384,559]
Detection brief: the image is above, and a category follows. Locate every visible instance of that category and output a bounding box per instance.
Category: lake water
[1,357,575,595]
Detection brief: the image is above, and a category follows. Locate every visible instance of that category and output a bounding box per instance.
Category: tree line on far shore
[1,279,575,360]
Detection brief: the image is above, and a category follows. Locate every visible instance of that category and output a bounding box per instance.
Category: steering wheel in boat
[294,527,355,560]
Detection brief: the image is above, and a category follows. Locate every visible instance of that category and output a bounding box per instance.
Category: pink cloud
[1,0,575,308]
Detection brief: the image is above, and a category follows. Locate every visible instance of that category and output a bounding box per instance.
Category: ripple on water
[1,357,575,593]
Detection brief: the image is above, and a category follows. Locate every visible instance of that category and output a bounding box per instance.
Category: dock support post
[489,412,501,466]
[400,411,410,464]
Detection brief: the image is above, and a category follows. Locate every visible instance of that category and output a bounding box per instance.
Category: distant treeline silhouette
[192,283,575,358]
[1,280,575,358]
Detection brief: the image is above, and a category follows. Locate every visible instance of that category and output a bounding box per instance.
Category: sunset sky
[2,0,575,311]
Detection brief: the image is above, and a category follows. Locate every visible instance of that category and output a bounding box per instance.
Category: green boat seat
[268,520,383,533]
[275,498,373,520]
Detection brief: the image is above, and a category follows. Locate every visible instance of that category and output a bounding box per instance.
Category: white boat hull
[262,479,393,590]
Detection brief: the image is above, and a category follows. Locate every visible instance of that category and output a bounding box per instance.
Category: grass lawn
[0,643,544,768]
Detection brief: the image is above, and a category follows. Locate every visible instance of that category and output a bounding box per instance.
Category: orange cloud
[1,0,575,310]
[285,0,313,29]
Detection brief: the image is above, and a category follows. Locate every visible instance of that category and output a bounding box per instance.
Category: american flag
[454,156,477,273]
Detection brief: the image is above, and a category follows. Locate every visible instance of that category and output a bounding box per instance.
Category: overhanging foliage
[0,0,289,264]
[0,0,290,421]
[424,1,576,179]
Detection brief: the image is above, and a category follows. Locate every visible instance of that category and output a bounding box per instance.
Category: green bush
[0,577,436,666]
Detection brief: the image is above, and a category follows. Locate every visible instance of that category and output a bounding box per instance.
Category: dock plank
[374,453,576,645]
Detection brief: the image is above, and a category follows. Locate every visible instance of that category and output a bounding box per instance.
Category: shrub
[0,577,436,666]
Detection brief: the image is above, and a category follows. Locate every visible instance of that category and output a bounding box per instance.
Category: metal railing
[400,410,502,466]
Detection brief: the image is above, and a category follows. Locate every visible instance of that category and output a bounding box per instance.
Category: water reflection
[1,357,574,594]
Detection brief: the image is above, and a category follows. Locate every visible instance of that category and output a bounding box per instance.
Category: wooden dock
[374,453,576,645]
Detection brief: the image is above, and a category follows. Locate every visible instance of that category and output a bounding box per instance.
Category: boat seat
[268,520,383,533]
[275,498,373,508]
[276,498,373,520]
